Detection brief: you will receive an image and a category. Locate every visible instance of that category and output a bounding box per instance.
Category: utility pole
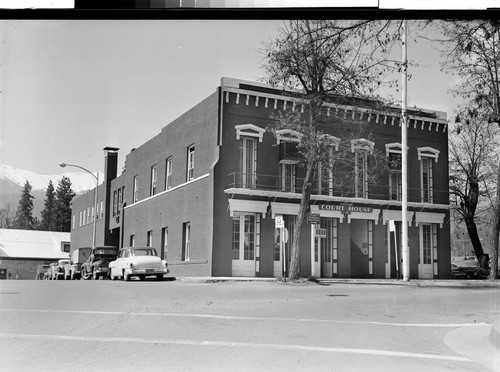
[401,20,410,281]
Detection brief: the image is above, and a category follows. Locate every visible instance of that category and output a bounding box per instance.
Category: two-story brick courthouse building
[70,77,451,279]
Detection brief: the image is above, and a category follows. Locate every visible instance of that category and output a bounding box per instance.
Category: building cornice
[222,85,448,133]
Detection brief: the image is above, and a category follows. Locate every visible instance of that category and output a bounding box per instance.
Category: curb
[490,319,500,350]
[176,276,500,287]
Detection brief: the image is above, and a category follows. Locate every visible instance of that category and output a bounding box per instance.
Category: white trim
[228,199,269,218]
[385,142,406,157]
[382,210,414,226]
[321,134,341,151]
[276,129,302,144]
[351,138,375,153]
[235,124,266,142]
[125,174,210,210]
[417,147,440,162]
[415,212,445,228]
[279,159,299,165]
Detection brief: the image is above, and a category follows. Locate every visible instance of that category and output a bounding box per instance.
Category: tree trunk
[489,163,500,280]
[463,214,485,259]
[288,160,315,280]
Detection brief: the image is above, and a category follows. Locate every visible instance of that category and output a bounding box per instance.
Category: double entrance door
[231,213,257,277]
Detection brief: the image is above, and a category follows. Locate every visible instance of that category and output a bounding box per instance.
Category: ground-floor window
[182,222,190,261]
[130,234,135,247]
[161,227,168,260]
[147,230,153,247]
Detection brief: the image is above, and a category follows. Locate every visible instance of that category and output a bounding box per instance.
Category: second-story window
[165,157,173,190]
[351,139,374,199]
[187,145,195,181]
[386,143,403,201]
[150,164,157,196]
[354,150,368,198]
[113,190,117,217]
[418,147,439,204]
[240,137,257,188]
[388,152,402,201]
[133,175,138,203]
[421,157,433,203]
[276,129,302,194]
[117,187,122,215]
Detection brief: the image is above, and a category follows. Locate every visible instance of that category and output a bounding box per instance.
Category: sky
[0,19,458,177]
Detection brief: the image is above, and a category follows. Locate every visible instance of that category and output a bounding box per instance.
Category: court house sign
[319,204,373,214]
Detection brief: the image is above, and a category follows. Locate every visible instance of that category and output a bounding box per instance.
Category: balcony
[226,172,450,207]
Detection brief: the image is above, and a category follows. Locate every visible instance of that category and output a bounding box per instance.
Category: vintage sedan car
[108,247,168,281]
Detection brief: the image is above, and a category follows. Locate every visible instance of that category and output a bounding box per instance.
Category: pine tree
[13,180,36,230]
[40,180,57,231]
[54,176,75,232]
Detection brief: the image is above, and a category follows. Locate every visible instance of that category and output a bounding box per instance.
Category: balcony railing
[227,172,450,205]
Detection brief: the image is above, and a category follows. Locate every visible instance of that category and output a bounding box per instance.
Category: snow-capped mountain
[0,164,103,193]
[0,164,104,218]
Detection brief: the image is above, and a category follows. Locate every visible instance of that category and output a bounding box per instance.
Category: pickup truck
[81,246,118,280]
[65,247,91,280]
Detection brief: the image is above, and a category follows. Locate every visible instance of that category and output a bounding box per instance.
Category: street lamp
[59,162,99,249]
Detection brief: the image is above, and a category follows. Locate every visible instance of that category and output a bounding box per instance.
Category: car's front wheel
[156,274,163,281]
[81,268,91,280]
[92,269,99,280]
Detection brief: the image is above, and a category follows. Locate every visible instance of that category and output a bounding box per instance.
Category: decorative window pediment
[276,129,303,144]
[417,147,440,162]
[385,142,403,157]
[321,134,341,151]
[235,124,266,142]
[351,138,375,153]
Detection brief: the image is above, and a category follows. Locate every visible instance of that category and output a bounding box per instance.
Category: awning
[228,199,269,218]
[382,210,415,226]
[270,202,300,218]
[415,212,445,228]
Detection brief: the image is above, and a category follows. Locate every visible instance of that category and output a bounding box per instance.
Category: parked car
[81,246,119,280]
[108,247,168,281]
[35,264,50,280]
[451,264,466,279]
[64,247,91,280]
[51,259,70,280]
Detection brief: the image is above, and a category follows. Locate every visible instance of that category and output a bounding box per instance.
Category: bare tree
[450,108,500,277]
[262,20,403,279]
[0,203,16,229]
[437,19,500,279]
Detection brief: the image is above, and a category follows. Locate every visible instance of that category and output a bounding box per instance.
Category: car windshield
[132,248,158,257]
[95,249,117,255]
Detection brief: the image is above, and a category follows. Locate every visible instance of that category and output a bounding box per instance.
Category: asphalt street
[0,279,499,372]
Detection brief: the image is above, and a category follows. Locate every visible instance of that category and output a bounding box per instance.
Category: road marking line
[0,308,489,328]
[0,333,470,362]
